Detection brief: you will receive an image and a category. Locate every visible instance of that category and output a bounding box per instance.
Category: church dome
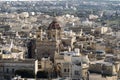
[48,19,61,30]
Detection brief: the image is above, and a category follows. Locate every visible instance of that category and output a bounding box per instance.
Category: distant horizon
[0,0,64,1]
[0,0,120,1]
[0,0,62,1]
[0,0,59,1]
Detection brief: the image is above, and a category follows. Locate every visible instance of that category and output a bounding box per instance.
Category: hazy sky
[0,0,60,1]
[0,0,55,1]
[0,0,120,1]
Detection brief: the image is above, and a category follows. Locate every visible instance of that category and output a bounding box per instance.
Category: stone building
[54,51,89,80]
[0,59,38,80]
[36,19,62,61]
[35,19,77,62]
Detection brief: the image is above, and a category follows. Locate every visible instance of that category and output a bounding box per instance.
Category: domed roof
[48,19,61,30]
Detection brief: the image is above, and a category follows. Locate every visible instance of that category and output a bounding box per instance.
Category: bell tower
[35,19,62,61]
[36,27,43,41]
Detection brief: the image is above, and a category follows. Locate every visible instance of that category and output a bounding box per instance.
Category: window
[38,65,42,69]
[64,69,66,72]
[6,68,9,73]
[53,35,55,38]
[37,35,40,38]
[68,69,69,72]
[12,69,14,73]
[74,71,79,75]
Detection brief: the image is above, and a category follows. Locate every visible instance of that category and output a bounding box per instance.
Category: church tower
[36,19,62,61]
[36,27,43,41]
